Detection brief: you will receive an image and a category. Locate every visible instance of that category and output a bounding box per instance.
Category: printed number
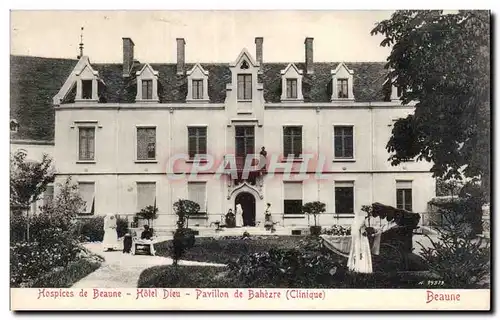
[428,280,445,286]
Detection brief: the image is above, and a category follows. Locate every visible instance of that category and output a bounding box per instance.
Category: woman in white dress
[235,204,244,227]
[102,213,119,251]
[347,214,373,273]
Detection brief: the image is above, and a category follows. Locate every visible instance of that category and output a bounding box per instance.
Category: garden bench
[131,237,162,256]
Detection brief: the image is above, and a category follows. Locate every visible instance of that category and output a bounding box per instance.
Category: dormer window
[135,64,159,103]
[186,63,209,103]
[280,64,304,102]
[192,80,203,99]
[331,62,355,102]
[10,119,19,133]
[142,80,153,100]
[81,80,93,99]
[237,74,252,100]
[286,79,297,99]
[337,79,348,98]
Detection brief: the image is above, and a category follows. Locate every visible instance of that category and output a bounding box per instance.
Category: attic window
[10,119,19,132]
[142,80,153,100]
[186,64,210,102]
[280,64,304,102]
[240,60,249,69]
[337,79,348,98]
[82,80,93,99]
[286,79,298,99]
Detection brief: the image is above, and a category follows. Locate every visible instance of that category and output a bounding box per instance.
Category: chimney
[255,37,263,71]
[304,37,314,74]
[176,38,186,75]
[122,38,135,77]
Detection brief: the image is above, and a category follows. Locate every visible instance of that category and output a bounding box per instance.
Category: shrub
[417,210,490,288]
[10,210,28,244]
[10,240,81,287]
[302,201,326,227]
[116,216,129,238]
[171,200,199,265]
[31,258,102,288]
[136,205,159,226]
[321,225,351,236]
[228,248,345,288]
[77,216,105,242]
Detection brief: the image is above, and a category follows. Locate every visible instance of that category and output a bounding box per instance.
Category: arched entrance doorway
[235,192,256,226]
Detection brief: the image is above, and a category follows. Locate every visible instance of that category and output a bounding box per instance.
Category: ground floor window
[188,182,207,213]
[396,180,413,211]
[137,182,156,212]
[283,181,303,214]
[78,182,95,215]
[335,181,354,214]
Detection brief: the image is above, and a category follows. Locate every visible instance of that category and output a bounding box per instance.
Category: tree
[302,201,326,227]
[172,199,200,229]
[10,150,55,242]
[371,11,490,201]
[136,205,159,227]
[171,199,198,266]
[10,150,55,208]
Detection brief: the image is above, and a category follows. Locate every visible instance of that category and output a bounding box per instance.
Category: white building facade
[51,37,435,228]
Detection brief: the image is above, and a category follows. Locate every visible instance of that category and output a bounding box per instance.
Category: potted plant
[302,201,326,236]
[172,199,200,265]
[136,205,159,228]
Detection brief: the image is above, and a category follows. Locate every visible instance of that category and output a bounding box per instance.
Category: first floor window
[78,182,95,215]
[283,126,302,158]
[79,127,95,161]
[192,79,203,99]
[142,80,153,100]
[188,182,207,213]
[396,180,413,211]
[334,126,353,159]
[188,127,207,159]
[137,127,156,160]
[284,182,303,215]
[137,182,156,212]
[335,181,354,214]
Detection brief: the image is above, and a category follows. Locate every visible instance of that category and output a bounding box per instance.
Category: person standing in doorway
[235,203,244,227]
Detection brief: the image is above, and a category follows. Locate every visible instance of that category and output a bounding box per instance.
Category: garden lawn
[29,258,102,288]
[154,236,303,264]
[138,265,237,288]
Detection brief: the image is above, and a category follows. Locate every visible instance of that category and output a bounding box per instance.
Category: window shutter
[284,182,302,200]
[78,182,95,214]
[188,182,206,212]
[396,181,412,189]
[137,182,156,212]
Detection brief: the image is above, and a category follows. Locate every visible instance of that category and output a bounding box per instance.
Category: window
[337,79,348,99]
[284,182,303,215]
[188,127,207,159]
[286,79,298,99]
[78,182,95,215]
[237,74,252,100]
[142,80,153,100]
[283,126,302,158]
[82,80,93,99]
[42,185,54,208]
[10,120,19,132]
[78,127,95,161]
[137,182,156,212]
[235,126,255,157]
[334,126,353,159]
[188,182,207,213]
[192,80,203,100]
[396,181,413,211]
[335,181,354,214]
[137,127,156,160]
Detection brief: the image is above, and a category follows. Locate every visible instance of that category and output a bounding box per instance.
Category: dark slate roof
[11,55,77,141]
[11,55,391,141]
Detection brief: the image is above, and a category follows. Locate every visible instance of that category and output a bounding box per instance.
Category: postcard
[9,9,491,311]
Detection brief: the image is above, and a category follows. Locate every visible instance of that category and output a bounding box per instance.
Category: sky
[10,11,394,63]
